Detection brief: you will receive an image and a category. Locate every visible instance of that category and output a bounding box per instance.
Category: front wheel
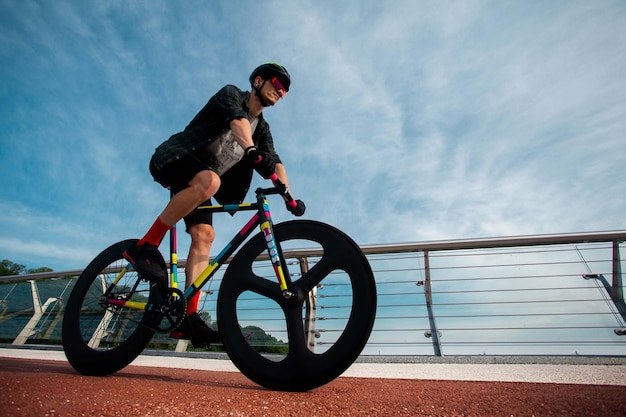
[217,220,377,391]
[62,239,157,376]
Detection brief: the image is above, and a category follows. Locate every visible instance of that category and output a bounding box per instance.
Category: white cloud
[0,0,625,271]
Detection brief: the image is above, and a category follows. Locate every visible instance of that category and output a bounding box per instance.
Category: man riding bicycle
[123,63,305,348]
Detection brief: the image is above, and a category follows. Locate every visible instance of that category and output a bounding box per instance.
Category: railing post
[612,241,624,301]
[301,257,319,352]
[611,241,626,328]
[423,250,443,356]
[13,280,58,345]
[88,275,114,348]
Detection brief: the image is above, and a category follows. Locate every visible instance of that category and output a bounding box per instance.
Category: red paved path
[1,357,626,416]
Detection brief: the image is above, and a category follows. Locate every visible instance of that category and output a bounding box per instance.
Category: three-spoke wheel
[217,220,377,391]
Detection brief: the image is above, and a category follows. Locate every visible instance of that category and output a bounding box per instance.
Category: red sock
[137,217,171,247]
[187,292,200,315]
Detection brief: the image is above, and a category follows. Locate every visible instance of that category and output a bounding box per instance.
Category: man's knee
[191,171,221,201]
[189,223,215,249]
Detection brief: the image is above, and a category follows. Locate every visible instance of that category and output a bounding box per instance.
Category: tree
[0,260,53,276]
[241,325,288,354]
[0,259,25,276]
[27,267,53,274]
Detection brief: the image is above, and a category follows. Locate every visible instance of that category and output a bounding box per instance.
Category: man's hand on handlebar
[245,146,276,179]
[286,199,306,216]
[267,173,306,217]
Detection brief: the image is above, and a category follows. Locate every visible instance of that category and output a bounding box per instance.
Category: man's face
[256,76,285,106]
[269,77,287,98]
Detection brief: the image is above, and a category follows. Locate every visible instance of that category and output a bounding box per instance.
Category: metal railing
[1,230,624,357]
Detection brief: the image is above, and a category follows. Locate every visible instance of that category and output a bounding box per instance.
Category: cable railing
[1,230,624,358]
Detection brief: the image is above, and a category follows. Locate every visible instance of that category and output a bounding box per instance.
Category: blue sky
[1,0,625,272]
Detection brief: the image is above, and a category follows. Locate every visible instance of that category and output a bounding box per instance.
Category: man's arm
[229,117,255,150]
[275,163,289,189]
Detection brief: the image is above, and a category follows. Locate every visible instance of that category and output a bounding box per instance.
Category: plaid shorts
[149,153,216,230]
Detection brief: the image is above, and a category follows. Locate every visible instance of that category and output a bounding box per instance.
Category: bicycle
[62,175,377,391]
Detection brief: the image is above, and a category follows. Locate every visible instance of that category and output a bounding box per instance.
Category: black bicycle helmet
[249,63,291,92]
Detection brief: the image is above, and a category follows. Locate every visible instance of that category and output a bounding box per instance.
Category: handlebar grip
[269,174,296,207]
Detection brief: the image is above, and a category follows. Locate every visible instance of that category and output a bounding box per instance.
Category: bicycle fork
[258,198,294,299]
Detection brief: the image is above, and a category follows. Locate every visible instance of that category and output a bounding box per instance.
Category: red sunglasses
[270,77,287,95]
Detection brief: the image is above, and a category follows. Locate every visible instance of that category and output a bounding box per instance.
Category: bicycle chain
[103,287,187,333]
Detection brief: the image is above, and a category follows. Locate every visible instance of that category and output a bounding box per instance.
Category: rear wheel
[217,220,377,391]
[62,239,158,375]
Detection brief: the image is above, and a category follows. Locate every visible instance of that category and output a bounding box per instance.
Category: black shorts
[149,153,217,231]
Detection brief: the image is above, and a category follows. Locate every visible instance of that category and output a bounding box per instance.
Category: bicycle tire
[62,239,157,376]
[217,220,376,391]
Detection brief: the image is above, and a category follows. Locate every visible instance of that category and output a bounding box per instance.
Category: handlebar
[270,173,297,208]
[249,148,297,209]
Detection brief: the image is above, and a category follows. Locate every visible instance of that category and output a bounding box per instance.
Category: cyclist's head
[249,63,291,93]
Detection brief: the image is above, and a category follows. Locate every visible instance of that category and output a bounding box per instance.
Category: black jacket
[152,85,281,204]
